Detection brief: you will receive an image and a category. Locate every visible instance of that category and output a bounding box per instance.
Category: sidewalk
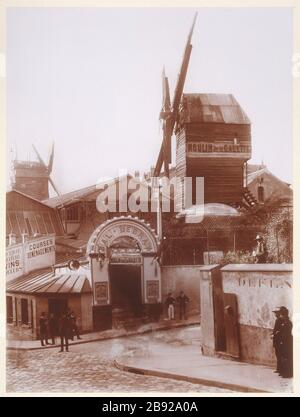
[7,316,200,351]
[115,341,293,394]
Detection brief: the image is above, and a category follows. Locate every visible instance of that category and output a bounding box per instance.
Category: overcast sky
[6,7,293,196]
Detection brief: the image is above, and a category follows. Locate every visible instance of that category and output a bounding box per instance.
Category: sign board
[6,243,24,280]
[110,252,142,265]
[95,282,109,305]
[6,234,56,281]
[25,235,55,271]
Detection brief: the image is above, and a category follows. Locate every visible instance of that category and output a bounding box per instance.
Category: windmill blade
[162,68,171,112]
[160,70,172,172]
[154,12,198,177]
[48,142,55,174]
[48,175,61,197]
[32,144,47,167]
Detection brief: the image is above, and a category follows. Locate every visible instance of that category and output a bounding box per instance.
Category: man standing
[253,235,267,263]
[272,309,283,374]
[278,306,293,378]
[39,312,50,347]
[69,311,81,340]
[58,313,71,352]
[48,313,56,345]
[176,291,190,320]
[165,292,175,320]
[272,306,293,378]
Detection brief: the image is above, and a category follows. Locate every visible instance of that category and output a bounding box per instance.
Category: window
[6,296,13,324]
[21,298,29,325]
[66,205,80,221]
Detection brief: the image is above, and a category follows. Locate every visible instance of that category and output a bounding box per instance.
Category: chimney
[22,232,29,243]
[8,233,16,246]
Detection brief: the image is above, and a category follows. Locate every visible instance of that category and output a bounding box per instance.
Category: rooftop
[180,93,251,125]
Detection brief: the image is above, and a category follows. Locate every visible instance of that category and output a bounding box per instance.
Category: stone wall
[221,264,292,365]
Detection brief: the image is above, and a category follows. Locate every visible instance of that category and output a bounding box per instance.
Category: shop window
[21,298,29,325]
[6,296,13,324]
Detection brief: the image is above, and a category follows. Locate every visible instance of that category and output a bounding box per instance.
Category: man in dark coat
[176,291,190,320]
[58,313,71,352]
[272,309,283,374]
[48,313,56,345]
[272,306,293,378]
[39,312,50,346]
[69,311,81,340]
[278,306,293,378]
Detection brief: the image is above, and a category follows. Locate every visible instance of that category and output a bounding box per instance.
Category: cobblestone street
[7,327,231,393]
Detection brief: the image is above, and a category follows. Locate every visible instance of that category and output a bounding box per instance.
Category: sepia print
[4,5,294,395]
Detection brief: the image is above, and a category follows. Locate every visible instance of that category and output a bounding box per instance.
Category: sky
[6,7,293,196]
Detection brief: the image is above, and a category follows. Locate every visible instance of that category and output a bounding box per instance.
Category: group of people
[39,310,81,352]
[165,291,190,321]
[272,306,293,378]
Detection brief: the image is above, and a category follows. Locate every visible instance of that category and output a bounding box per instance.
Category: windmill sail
[154,12,198,177]
[32,144,61,197]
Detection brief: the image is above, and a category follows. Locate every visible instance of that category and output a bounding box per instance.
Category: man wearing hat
[272,308,284,375]
[272,306,293,378]
[253,235,267,263]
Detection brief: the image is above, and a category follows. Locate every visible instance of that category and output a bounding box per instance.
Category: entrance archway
[87,217,161,330]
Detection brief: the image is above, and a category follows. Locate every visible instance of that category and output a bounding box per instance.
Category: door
[48,298,68,334]
[110,265,142,316]
[6,296,13,324]
[223,293,240,358]
[21,298,29,325]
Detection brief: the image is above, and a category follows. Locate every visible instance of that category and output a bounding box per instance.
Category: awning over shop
[6,269,92,294]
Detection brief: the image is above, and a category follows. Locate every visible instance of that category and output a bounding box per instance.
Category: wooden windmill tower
[11,142,60,201]
[154,13,255,211]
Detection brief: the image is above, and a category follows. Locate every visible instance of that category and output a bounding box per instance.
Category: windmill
[32,142,61,197]
[153,12,198,178]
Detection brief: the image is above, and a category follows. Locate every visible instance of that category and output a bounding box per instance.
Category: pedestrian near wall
[176,291,190,320]
[48,313,56,345]
[278,306,293,378]
[69,311,82,340]
[39,312,50,347]
[272,309,283,374]
[272,306,293,378]
[58,313,71,352]
[165,292,175,320]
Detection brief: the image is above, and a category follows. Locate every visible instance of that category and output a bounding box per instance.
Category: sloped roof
[43,183,99,208]
[43,174,153,208]
[180,93,251,125]
[7,269,92,294]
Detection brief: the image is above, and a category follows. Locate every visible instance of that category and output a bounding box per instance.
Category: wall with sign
[221,264,292,365]
[6,234,56,281]
[6,243,24,280]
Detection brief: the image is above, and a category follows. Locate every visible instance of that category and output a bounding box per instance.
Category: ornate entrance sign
[88,217,161,309]
[87,217,158,255]
[110,254,142,265]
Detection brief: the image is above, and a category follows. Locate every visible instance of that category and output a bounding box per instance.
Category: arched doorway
[86,217,161,330]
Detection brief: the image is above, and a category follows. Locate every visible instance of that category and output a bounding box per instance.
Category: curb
[7,320,200,351]
[114,359,268,394]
